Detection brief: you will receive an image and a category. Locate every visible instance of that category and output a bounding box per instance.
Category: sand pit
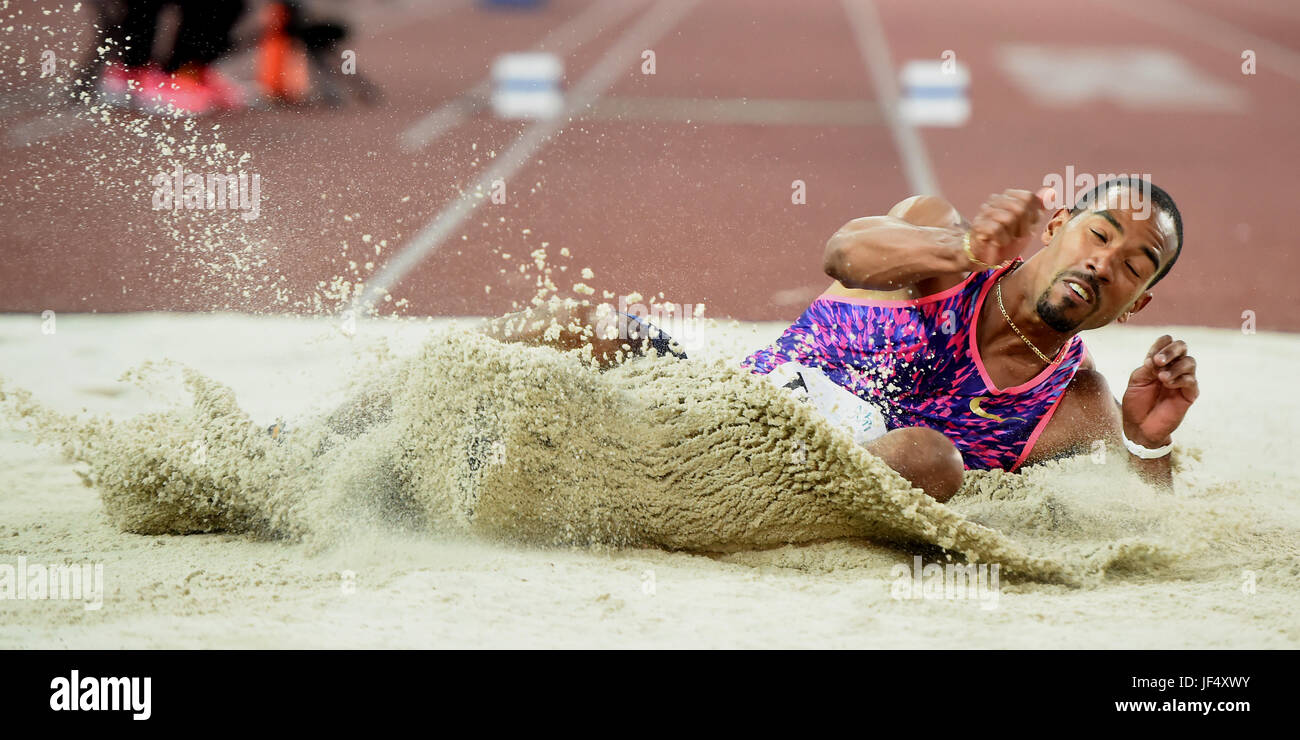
[1,313,1297,648]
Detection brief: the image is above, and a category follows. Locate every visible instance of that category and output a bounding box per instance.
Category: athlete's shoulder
[822,195,966,301]
[1060,341,1106,409]
[1065,365,1109,402]
[887,195,964,229]
[1024,365,1120,465]
[1056,364,1121,438]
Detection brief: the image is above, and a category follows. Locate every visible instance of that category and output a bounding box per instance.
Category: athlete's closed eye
[1090,229,1108,243]
[1125,261,1140,278]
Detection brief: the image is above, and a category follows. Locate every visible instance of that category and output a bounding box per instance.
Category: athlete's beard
[1035,290,1082,333]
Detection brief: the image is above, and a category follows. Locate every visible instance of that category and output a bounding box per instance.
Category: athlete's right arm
[822,189,1051,293]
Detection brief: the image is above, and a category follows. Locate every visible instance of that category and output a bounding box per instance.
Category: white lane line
[0,86,63,121]
[398,0,647,152]
[581,96,881,126]
[1099,0,1300,85]
[363,0,700,308]
[841,0,941,197]
[5,112,91,148]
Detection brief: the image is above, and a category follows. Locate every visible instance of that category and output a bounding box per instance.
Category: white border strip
[581,96,881,126]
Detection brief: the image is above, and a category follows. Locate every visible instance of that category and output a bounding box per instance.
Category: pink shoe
[139,69,216,117]
[200,67,246,110]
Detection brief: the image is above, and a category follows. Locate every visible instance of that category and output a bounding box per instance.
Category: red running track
[0,0,1295,331]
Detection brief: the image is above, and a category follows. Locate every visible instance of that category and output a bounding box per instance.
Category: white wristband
[1122,431,1173,459]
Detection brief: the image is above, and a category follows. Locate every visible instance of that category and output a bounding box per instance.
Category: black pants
[113,0,245,71]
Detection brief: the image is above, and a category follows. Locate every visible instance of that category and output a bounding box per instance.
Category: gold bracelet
[962,230,998,271]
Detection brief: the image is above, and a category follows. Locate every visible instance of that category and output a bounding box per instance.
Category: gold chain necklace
[995,274,1063,366]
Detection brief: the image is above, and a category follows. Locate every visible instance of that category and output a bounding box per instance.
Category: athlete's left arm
[1023,335,1199,487]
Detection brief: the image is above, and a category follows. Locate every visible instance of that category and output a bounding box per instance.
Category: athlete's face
[1033,187,1178,333]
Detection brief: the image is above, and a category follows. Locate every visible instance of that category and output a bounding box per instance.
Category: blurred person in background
[258,1,381,107]
[95,0,248,116]
[89,0,378,115]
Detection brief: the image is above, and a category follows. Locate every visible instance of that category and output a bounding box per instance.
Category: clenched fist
[966,187,1055,267]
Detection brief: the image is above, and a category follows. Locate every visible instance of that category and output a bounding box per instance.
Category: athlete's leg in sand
[864,427,965,503]
[480,300,658,369]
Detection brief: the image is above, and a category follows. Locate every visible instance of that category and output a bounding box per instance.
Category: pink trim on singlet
[968,261,1077,395]
[1013,335,1091,470]
[1012,388,1069,472]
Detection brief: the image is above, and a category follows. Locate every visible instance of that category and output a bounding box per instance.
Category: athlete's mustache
[1053,270,1101,305]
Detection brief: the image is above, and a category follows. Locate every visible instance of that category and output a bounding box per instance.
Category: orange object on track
[257,2,309,102]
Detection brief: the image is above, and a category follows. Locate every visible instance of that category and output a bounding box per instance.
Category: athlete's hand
[1121,335,1199,447]
[966,187,1055,267]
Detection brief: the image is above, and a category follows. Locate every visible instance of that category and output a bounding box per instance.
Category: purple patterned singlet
[742,260,1087,471]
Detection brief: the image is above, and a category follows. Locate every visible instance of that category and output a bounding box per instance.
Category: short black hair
[1068,176,1183,287]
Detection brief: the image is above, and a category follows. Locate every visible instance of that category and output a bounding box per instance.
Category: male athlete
[483,177,1199,503]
